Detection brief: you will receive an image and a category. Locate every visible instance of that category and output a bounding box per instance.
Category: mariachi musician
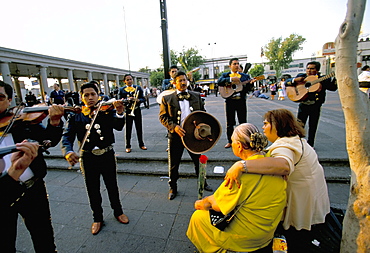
[284,61,337,148]
[119,74,147,153]
[62,81,129,235]
[0,80,64,252]
[217,58,255,149]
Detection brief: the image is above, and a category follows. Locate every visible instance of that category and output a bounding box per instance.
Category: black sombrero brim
[181,111,221,154]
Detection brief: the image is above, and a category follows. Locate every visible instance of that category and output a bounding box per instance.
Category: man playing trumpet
[119,74,147,153]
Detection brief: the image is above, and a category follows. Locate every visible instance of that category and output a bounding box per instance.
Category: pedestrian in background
[143,85,151,109]
[25,91,37,106]
[50,83,65,105]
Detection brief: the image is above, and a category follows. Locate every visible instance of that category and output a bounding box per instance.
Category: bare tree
[335,0,370,252]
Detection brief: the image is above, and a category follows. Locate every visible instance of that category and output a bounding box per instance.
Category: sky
[1,0,369,72]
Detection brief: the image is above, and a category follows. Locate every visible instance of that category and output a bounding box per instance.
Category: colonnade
[0,47,150,106]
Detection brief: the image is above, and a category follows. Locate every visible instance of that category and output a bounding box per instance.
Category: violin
[0,103,81,131]
[0,140,52,158]
[80,98,119,116]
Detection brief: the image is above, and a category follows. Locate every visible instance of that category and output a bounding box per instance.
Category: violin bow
[78,102,104,152]
[0,104,25,145]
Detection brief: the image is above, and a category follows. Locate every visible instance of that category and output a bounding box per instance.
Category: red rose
[199,155,208,164]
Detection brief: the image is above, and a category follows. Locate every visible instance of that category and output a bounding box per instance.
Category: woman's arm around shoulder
[224,157,290,189]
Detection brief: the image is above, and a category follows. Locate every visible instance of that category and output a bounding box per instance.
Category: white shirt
[2,133,34,182]
[143,88,150,96]
[177,90,191,124]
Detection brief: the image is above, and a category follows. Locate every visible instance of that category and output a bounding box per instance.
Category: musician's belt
[230,96,241,100]
[83,145,113,156]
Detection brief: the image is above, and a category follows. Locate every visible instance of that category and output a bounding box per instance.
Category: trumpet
[187,67,200,82]
[128,86,139,117]
[188,67,200,74]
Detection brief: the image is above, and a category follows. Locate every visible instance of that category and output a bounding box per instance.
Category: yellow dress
[186,155,287,253]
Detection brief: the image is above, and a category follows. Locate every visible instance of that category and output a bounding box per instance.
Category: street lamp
[208,42,216,95]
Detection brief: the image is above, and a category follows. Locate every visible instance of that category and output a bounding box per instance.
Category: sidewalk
[16,92,350,252]
[16,171,349,253]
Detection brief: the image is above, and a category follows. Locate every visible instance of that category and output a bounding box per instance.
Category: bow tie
[177,92,190,101]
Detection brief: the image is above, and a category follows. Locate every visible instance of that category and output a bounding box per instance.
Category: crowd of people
[1,58,344,252]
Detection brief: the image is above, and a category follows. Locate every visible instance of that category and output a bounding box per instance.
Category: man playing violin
[0,140,39,205]
[62,81,129,235]
[217,58,255,149]
[0,80,64,252]
[119,74,147,153]
[285,61,337,147]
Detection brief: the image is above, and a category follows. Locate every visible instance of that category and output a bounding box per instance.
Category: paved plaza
[16,92,351,252]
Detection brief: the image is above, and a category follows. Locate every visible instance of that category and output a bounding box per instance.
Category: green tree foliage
[264,34,306,78]
[177,47,205,73]
[159,47,205,82]
[170,50,178,66]
[149,70,164,88]
[138,66,151,73]
[249,64,265,78]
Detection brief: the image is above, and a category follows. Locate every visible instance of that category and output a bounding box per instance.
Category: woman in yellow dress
[186,123,287,253]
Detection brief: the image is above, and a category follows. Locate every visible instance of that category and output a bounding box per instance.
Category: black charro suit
[285,73,337,147]
[0,119,63,253]
[159,91,205,191]
[61,109,125,223]
[217,72,253,144]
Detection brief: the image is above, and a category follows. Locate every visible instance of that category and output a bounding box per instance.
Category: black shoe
[204,185,213,192]
[168,188,177,200]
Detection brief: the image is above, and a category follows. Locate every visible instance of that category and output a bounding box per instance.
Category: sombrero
[181,111,221,154]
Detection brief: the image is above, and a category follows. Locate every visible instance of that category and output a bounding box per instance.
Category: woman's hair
[232,123,268,152]
[264,109,305,138]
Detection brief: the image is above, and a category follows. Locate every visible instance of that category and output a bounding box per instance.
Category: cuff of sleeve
[0,170,8,179]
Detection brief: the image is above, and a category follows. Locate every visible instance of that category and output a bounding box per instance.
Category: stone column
[134,76,137,85]
[102,73,109,95]
[0,61,16,105]
[87,71,93,82]
[115,74,120,87]
[13,76,23,104]
[39,66,49,103]
[67,69,75,92]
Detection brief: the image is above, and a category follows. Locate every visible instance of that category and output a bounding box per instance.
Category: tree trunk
[335,0,370,252]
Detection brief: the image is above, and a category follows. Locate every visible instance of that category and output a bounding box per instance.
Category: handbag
[209,175,263,231]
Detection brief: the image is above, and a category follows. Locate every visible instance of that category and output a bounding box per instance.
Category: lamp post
[208,42,216,95]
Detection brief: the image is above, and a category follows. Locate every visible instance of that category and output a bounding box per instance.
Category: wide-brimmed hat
[181,111,221,154]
